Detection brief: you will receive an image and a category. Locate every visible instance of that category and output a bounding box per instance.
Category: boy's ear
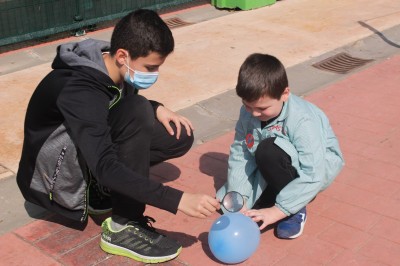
[115,49,128,66]
[282,87,290,102]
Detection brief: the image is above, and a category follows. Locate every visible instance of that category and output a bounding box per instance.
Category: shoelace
[287,211,305,224]
[128,216,161,241]
[140,216,156,231]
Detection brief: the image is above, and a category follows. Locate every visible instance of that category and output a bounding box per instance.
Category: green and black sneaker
[100,217,182,263]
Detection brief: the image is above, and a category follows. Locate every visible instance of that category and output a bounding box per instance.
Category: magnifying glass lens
[222,191,244,212]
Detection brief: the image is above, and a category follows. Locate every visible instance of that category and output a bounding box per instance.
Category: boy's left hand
[156,106,194,139]
[244,206,287,230]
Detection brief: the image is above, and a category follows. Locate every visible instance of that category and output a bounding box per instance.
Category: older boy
[217,53,344,239]
[17,9,219,263]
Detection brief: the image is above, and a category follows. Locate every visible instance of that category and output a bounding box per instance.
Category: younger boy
[17,9,219,263]
[216,53,344,239]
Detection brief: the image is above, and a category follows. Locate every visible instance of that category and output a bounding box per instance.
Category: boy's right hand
[178,193,220,218]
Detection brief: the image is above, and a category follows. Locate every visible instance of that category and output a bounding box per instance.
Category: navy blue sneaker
[277,207,307,239]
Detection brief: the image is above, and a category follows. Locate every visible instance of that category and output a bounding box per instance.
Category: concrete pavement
[0,0,400,264]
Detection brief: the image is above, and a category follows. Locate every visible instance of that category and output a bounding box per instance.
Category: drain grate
[163,17,192,29]
[312,52,373,74]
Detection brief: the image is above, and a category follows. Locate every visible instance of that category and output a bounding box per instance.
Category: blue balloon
[208,212,260,264]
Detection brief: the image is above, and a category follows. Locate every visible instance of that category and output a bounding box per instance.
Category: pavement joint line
[57,233,101,257]
[195,102,237,122]
[361,9,400,22]
[25,49,44,61]
[0,171,14,180]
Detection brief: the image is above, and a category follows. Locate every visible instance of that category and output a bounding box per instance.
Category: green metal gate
[0,0,201,47]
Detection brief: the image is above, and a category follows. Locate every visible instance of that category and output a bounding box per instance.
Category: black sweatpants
[108,94,193,223]
[254,137,298,208]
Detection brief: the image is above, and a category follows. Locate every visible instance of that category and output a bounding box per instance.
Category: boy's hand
[239,204,249,213]
[178,193,220,218]
[244,206,287,230]
[156,106,194,139]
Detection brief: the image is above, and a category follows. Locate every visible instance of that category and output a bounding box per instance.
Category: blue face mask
[124,62,159,90]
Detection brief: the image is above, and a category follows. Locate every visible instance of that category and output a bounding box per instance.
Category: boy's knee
[255,137,278,164]
[173,124,194,156]
[181,129,194,154]
[109,95,154,138]
[127,95,154,122]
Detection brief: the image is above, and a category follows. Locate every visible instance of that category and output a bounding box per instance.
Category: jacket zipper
[108,85,122,109]
[49,146,67,201]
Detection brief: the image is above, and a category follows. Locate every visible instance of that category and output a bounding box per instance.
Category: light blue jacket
[216,93,344,215]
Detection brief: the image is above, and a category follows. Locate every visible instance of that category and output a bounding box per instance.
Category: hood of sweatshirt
[52,39,110,76]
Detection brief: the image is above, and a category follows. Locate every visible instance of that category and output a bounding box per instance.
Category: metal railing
[0,0,201,47]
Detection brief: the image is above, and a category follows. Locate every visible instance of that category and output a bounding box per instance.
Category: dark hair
[236,53,288,101]
[110,9,174,58]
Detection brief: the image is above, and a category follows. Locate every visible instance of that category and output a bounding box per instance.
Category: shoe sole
[100,237,182,263]
[87,206,112,215]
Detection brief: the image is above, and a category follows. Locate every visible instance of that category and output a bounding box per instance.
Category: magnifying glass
[222,191,244,212]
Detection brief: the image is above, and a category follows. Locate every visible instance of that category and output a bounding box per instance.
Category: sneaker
[100,217,182,263]
[88,179,112,215]
[276,207,307,239]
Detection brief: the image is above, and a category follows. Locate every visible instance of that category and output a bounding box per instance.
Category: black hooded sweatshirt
[17,39,183,222]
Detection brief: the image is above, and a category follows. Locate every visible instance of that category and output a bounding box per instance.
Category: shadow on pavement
[199,152,228,192]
